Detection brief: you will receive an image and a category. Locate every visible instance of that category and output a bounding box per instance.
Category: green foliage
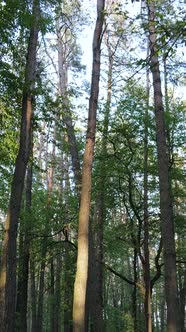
[122,312,134,332]
[0,0,186,330]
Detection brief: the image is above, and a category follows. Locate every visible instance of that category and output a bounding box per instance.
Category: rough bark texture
[72,1,105,331]
[147,1,180,331]
[0,1,40,331]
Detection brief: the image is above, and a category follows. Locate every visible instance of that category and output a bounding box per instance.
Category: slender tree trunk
[143,45,152,332]
[72,1,105,331]
[160,296,165,332]
[56,13,82,329]
[163,55,172,166]
[56,17,81,198]
[61,140,74,332]
[35,122,56,331]
[36,255,46,332]
[179,268,186,332]
[89,31,113,332]
[30,254,37,332]
[53,152,65,332]
[133,248,138,332]
[147,2,180,331]
[16,228,24,329]
[54,233,63,332]
[50,258,55,332]
[16,158,33,332]
[85,222,95,331]
[64,244,73,332]
[0,2,40,331]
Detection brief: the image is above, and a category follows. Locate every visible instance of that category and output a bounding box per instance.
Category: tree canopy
[0,1,186,331]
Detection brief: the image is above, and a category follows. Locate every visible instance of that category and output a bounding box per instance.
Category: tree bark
[72,1,105,331]
[36,107,57,332]
[147,1,180,331]
[0,1,40,331]
[62,144,74,332]
[56,12,83,328]
[50,258,55,332]
[56,16,81,198]
[30,254,37,332]
[64,243,73,332]
[133,248,138,332]
[179,268,186,332]
[143,44,152,332]
[16,158,33,332]
[36,254,46,332]
[89,31,113,332]
[54,233,63,332]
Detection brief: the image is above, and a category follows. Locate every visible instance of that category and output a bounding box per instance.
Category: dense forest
[0,0,186,331]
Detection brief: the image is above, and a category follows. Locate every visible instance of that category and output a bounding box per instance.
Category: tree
[0,0,185,331]
[56,1,82,197]
[16,149,33,332]
[143,42,152,332]
[147,1,180,330]
[72,1,105,331]
[0,1,40,330]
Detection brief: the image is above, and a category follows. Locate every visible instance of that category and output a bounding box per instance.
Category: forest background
[0,0,186,331]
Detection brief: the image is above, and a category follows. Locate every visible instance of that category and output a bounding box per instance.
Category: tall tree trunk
[50,258,55,332]
[30,254,37,332]
[64,243,73,332]
[160,296,165,332]
[143,44,152,332]
[35,113,57,331]
[179,268,186,332]
[147,2,180,331]
[72,1,105,331]
[53,151,65,332]
[56,16,81,198]
[0,1,40,331]
[133,248,138,332]
[63,151,73,332]
[16,157,33,332]
[36,254,46,332]
[56,13,82,328]
[163,55,172,166]
[90,32,113,332]
[54,233,63,332]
